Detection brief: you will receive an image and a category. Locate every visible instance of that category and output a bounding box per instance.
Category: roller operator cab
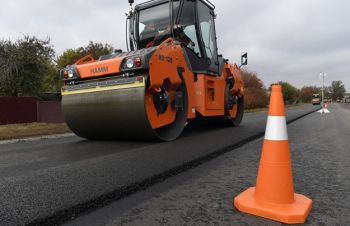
[60,0,247,141]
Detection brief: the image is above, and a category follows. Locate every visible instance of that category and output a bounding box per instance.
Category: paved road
[341,102,350,110]
[0,105,319,225]
[65,103,350,226]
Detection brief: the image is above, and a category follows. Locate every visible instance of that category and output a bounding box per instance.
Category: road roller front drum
[62,76,188,141]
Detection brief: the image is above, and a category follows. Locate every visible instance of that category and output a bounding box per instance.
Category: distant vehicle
[324,98,331,103]
[312,94,321,105]
[344,94,350,103]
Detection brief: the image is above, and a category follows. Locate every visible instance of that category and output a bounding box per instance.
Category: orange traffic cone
[234,85,312,224]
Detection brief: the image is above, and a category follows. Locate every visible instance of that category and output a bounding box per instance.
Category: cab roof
[135,0,215,11]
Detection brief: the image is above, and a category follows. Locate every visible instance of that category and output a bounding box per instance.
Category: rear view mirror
[241,52,248,66]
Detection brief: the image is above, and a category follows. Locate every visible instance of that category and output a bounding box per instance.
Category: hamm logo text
[90,66,108,75]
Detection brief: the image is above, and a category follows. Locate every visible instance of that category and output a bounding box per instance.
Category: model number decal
[159,54,173,63]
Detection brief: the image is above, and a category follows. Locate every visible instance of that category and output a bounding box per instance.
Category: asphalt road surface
[0,105,319,225]
[64,103,350,226]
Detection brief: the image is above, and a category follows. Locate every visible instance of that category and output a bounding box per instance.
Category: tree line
[0,36,347,107]
[242,70,347,109]
[0,36,112,97]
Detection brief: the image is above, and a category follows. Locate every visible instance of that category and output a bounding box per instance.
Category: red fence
[37,101,64,123]
[0,97,37,124]
[0,97,64,125]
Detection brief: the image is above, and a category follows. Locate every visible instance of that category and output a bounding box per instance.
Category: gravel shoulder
[66,103,350,226]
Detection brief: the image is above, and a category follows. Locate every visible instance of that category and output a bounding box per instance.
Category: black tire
[224,84,244,126]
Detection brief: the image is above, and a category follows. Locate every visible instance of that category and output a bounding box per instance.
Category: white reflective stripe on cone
[264,116,288,141]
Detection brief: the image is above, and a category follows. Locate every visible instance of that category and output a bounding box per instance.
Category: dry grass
[0,123,71,140]
[244,107,268,113]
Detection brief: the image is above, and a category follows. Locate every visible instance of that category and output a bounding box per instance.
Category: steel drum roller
[62,76,188,141]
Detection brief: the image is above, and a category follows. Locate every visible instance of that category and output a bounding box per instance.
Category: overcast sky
[1,0,349,91]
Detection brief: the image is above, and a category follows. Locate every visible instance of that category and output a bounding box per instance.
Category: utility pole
[319,72,327,108]
[317,72,331,114]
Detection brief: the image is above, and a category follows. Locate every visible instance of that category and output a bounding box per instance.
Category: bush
[241,70,268,109]
[271,81,300,104]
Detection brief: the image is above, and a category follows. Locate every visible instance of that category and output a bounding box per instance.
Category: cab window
[198,1,218,67]
[138,3,170,49]
[174,0,202,57]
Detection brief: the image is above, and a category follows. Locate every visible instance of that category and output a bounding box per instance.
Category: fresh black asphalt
[0,105,319,225]
[65,103,350,226]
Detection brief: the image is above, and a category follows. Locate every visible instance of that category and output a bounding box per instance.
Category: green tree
[0,40,16,95]
[0,36,55,96]
[324,87,332,99]
[330,81,346,100]
[271,82,300,104]
[42,62,61,93]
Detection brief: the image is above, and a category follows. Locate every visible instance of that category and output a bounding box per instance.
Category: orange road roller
[60,0,247,141]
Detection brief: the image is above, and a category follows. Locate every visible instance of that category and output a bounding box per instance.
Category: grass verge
[0,123,71,140]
